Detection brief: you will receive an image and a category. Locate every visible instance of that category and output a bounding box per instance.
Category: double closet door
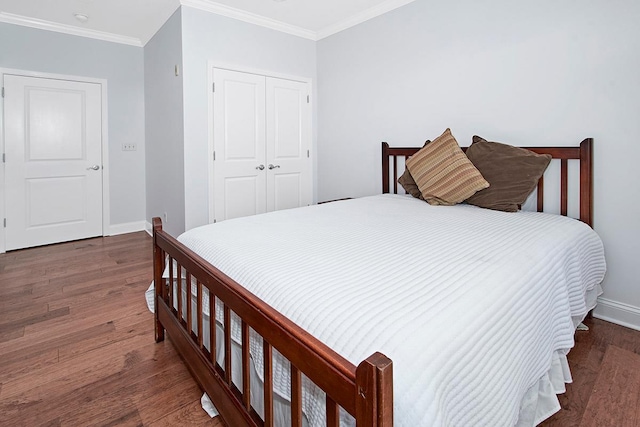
[212,68,311,222]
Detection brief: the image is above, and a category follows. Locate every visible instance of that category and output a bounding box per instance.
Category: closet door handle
[256,164,265,170]
[268,164,280,170]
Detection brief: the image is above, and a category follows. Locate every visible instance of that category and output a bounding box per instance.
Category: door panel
[223,177,260,220]
[273,174,301,211]
[266,77,311,213]
[4,74,103,250]
[27,176,86,226]
[213,69,266,222]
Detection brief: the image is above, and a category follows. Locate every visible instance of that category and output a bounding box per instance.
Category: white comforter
[177,194,606,427]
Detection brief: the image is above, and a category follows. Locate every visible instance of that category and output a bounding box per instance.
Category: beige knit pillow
[406,128,489,205]
[398,140,431,200]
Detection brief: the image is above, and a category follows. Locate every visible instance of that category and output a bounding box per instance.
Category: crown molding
[0,11,143,47]
[316,0,417,40]
[0,0,417,47]
[180,0,316,40]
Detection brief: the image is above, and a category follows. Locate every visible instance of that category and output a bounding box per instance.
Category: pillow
[406,129,489,205]
[464,136,552,212]
[398,140,431,200]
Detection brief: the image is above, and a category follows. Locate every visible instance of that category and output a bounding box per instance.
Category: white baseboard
[593,297,640,332]
[145,221,153,236]
[107,221,146,236]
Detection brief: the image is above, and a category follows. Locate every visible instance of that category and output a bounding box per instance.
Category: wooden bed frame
[383,138,594,226]
[153,138,593,427]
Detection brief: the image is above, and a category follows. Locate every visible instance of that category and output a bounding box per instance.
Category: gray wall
[317,0,640,327]
[0,22,146,228]
[180,6,317,231]
[144,9,186,237]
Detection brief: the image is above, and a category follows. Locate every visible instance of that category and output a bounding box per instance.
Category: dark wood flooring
[0,232,638,426]
[0,232,223,427]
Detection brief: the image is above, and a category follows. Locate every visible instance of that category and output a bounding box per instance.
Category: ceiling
[0,0,416,46]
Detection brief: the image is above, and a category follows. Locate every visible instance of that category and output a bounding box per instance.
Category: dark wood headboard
[382,139,594,227]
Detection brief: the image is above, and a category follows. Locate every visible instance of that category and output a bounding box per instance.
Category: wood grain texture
[0,233,223,427]
[152,220,387,426]
[580,346,640,427]
[541,318,640,426]
[382,138,594,226]
[1,232,638,426]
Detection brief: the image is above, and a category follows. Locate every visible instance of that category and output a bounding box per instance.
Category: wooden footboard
[152,218,393,427]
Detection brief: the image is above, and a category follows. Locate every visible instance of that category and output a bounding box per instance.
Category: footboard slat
[197,280,203,348]
[264,341,274,427]
[241,320,251,410]
[291,365,302,427]
[168,258,174,314]
[186,270,193,333]
[210,292,216,364]
[176,261,183,322]
[326,396,339,427]
[224,305,232,385]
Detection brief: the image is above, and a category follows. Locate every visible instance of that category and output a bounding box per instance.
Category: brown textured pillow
[398,140,431,200]
[464,136,552,212]
[406,129,489,206]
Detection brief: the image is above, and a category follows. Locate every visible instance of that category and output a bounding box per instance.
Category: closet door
[265,77,312,212]
[212,69,267,221]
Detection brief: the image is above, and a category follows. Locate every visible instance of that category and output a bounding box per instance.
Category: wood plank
[0,233,165,427]
[581,346,640,427]
[1,231,638,427]
[0,306,70,334]
[148,400,225,427]
[542,319,640,426]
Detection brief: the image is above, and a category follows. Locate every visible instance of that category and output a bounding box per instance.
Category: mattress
[152,194,606,426]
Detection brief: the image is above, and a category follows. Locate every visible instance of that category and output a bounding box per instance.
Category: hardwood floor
[541,317,640,426]
[0,232,223,427]
[1,231,638,426]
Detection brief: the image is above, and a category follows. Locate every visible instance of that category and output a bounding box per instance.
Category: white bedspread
[177,194,606,427]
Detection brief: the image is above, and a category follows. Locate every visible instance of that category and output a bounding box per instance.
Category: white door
[212,68,311,222]
[213,69,267,221]
[4,74,103,250]
[266,77,311,212]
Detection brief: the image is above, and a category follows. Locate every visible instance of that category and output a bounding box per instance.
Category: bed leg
[153,217,165,343]
[355,352,393,427]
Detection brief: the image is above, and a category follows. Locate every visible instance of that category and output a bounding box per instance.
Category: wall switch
[122,143,136,151]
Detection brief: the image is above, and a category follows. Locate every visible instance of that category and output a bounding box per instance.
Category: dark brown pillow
[398,140,430,200]
[464,136,552,212]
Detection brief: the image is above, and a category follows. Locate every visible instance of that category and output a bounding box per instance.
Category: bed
[151,138,605,426]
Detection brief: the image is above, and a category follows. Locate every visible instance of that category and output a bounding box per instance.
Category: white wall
[0,22,146,231]
[180,6,317,231]
[317,0,640,328]
[144,9,186,237]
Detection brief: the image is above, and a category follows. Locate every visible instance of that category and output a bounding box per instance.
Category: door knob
[86,165,101,170]
[256,164,265,170]
[268,164,280,170]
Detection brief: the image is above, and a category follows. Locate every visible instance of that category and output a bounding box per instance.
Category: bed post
[355,352,393,427]
[152,217,165,343]
[580,138,594,227]
[382,142,390,194]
